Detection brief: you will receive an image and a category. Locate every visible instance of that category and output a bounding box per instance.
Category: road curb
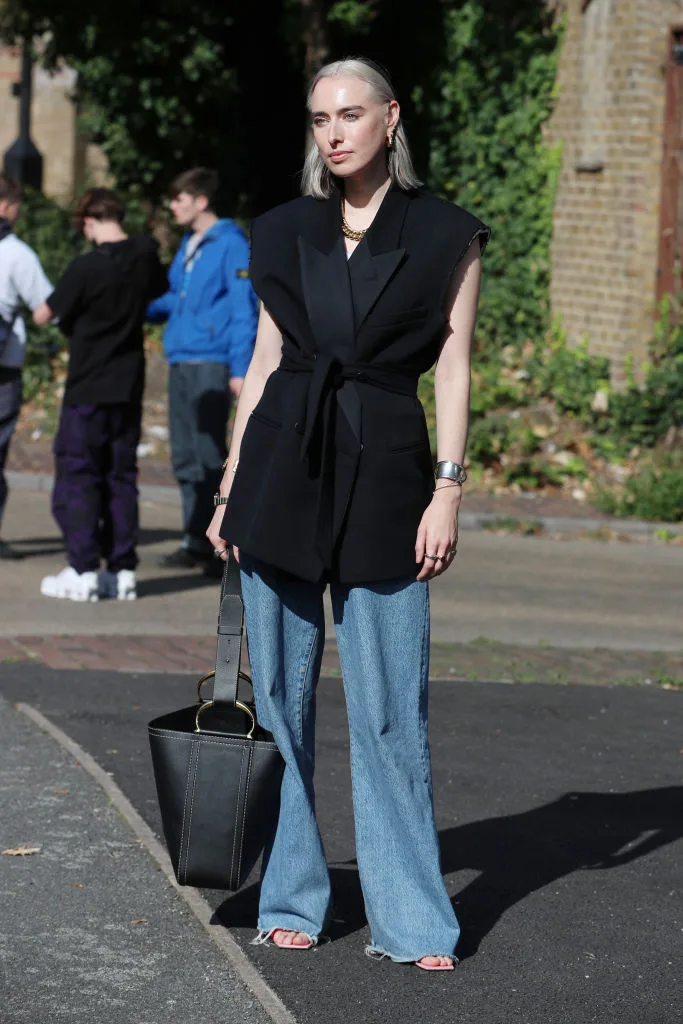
[16,701,298,1024]
[8,469,682,541]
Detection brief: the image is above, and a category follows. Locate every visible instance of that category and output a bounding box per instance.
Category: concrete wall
[548,0,683,379]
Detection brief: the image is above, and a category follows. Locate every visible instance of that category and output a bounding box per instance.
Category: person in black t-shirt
[33,188,167,602]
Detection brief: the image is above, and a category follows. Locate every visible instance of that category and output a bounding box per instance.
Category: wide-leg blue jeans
[239,553,460,961]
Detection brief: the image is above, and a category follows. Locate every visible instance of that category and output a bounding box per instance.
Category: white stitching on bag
[150,730,278,751]
[178,737,197,884]
[184,737,202,881]
[236,745,253,886]
[230,748,247,888]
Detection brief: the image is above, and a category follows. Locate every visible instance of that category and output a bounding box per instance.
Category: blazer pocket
[388,438,430,454]
[250,410,282,430]
[368,306,428,329]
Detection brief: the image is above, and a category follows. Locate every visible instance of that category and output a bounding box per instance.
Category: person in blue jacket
[147,168,258,571]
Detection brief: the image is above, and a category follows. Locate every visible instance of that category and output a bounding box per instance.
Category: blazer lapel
[349,187,411,329]
[350,245,406,328]
[298,193,355,355]
[297,187,414,346]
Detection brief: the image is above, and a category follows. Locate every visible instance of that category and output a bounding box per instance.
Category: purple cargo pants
[52,403,141,574]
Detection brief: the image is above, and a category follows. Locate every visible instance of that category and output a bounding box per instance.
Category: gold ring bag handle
[195,699,256,738]
[196,669,253,704]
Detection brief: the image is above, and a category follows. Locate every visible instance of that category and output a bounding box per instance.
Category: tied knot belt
[278,351,419,567]
[279,351,418,458]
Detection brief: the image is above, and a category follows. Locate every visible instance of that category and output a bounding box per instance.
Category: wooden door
[657,27,683,302]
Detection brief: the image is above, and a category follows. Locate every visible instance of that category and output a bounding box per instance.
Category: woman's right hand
[206,506,238,562]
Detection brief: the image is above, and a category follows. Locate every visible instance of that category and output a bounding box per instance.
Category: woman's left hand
[415,485,461,581]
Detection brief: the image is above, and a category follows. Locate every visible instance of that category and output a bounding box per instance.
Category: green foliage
[482,516,543,535]
[527,328,611,421]
[72,12,238,197]
[606,295,683,449]
[415,2,562,355]
[654,527,683,542]
[14,188,81,283]
[594,454,683,523]
[327,1,376,31]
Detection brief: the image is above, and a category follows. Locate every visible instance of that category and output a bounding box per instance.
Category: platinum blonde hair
[302,57,422,199]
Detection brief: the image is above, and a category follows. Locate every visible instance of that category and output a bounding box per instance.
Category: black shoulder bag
[0,311,16,361]
[148,556,284,889]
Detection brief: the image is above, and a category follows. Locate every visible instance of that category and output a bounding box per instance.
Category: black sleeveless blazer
[221,187,489,583]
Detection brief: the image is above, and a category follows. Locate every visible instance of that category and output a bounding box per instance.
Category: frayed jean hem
[365,944,459,965]
[251,927,321,947]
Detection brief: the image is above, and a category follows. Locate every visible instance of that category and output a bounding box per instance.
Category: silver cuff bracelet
[435,461,468,484]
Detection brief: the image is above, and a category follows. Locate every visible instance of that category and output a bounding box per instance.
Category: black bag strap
[212,553,245,707]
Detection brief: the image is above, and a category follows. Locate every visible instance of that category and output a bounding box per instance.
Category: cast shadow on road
[136,574,222,597]
[137,528,182,547]
[212,786,683,958]
[9,535,64,558]
[8,528,184,554]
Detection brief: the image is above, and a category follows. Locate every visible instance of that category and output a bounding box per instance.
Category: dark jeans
[0,368,22,530]
[52,403,141,574]
[168,362,232,550]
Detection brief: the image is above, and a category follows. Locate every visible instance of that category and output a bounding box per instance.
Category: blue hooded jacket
[146,219,258,377]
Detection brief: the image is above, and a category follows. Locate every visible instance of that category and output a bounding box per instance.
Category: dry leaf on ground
[130,917,147,925]
[2,845,41,856]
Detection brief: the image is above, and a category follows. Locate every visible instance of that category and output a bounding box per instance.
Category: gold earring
[386,129,394,149]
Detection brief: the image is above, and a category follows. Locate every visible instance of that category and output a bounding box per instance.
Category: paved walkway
[3,434,639,519]
[2,633,683,688]
[2,491,682,653]
[0,696,271,1024]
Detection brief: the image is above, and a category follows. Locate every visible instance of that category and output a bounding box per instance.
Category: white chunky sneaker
[98,569,137,601]
[40,567,99,602]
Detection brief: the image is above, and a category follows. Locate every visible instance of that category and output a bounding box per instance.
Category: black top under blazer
[220,186,490,583]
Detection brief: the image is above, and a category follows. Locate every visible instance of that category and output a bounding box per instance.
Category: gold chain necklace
[341,201,366,242]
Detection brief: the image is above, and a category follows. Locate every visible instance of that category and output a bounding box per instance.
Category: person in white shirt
[0,174,53,559]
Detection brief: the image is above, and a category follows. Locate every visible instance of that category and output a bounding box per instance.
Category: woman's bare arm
[415,241,482,581]
[206,303,283,556]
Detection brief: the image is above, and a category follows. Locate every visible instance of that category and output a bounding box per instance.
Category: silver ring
[213,547,226,559]
[425,553,442,561]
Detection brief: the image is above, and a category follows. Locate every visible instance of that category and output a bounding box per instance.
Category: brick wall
[548,0,683,380]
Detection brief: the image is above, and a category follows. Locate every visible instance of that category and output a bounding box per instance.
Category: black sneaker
[0,539,24,560]
[157,546,209,569]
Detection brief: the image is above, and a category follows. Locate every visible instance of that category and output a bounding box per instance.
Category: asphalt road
[2,665,681,1024]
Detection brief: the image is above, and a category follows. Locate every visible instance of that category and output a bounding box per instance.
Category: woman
[207,57,488,970]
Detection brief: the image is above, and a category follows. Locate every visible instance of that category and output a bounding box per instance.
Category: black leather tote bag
[148,556,284,890]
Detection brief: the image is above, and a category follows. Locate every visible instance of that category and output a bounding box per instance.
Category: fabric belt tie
[278,351,418,568]
[279,351,418,460]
